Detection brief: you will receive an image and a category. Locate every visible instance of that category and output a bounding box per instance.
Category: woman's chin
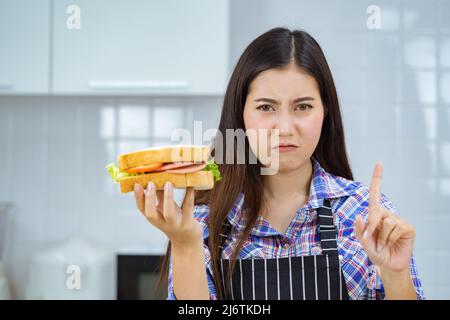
[261,158,304,174]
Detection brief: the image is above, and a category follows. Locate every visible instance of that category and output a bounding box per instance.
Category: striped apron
[218,199,349,300]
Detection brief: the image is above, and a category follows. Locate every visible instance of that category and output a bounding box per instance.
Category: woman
[134,27,425,300]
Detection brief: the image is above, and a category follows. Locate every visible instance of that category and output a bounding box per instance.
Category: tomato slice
[127,162,164,173]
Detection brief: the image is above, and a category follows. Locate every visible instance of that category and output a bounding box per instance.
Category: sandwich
[106,145,221,193]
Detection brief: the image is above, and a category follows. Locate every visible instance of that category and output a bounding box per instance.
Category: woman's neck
[262,158,313,202]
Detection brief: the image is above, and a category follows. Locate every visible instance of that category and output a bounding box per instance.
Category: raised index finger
[369,162,383,210]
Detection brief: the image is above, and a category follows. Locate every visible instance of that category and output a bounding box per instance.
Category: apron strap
[317,199,339,254]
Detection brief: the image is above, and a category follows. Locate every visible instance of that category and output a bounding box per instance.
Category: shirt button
[339,255,344,261]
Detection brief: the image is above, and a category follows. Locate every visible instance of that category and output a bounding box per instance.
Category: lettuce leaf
[105,162,138,183]
[203,160,222,182]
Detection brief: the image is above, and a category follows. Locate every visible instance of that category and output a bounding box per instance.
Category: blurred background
[0,0,449,299]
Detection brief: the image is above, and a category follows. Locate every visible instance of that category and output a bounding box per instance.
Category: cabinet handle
[88,80,189,90]
[0,82,14,90]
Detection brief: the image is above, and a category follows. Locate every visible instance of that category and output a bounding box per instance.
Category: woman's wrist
[379,266,417,300]
[171,236,204,255]
[171,236,210,300]
[379,266,409,281]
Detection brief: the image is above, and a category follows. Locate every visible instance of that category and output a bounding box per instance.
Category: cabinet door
[0,0,50,94]
[52,0,229,95]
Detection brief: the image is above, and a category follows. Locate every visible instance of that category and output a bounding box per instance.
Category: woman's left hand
[354,163,416,273]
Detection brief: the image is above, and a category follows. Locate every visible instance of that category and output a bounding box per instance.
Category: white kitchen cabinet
[0,0,50,94]
[52,0,229,95]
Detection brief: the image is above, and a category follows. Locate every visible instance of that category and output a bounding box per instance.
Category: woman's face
[243,62,325,174]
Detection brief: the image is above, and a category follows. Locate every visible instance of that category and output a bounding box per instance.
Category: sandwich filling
[106,159,222,183]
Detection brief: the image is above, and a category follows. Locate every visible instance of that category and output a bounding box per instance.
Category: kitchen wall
[1,0,450,299]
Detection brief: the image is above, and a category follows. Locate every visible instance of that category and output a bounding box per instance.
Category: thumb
[355,215,378,258]
[354,215,366,244]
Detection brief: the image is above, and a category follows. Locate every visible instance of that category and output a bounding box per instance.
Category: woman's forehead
[248,64,319,99]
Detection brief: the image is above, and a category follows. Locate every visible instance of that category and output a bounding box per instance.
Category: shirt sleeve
[361,192,426,300]
[166,241,218,300]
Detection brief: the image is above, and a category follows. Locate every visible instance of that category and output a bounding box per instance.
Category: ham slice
[153,162,194,171]
[165,162,207,174]
[130,161,207,174]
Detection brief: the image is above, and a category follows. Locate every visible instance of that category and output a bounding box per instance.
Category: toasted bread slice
[118,145,210,171]
[119,170,214,193]
[186,171,215,190]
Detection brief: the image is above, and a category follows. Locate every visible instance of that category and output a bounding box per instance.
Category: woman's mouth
[272,143,299,152]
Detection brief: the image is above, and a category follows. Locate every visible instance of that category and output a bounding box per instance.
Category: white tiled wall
[1,0,450,299]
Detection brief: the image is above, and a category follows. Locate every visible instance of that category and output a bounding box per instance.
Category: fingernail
[165,181,172,192]
[134,184,139,192]
[147,181,154,192]
[363,230,369,240]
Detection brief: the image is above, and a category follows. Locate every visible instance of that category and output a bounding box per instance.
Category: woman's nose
[275,110,294,135]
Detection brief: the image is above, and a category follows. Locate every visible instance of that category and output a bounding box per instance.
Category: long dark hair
[157,27,353,299]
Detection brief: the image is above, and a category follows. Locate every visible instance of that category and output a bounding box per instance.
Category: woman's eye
[256,104,312,112]
[296,104,312,111]
[256,104,275,112]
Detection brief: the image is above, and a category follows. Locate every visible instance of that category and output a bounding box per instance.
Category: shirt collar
[226,156,359,233]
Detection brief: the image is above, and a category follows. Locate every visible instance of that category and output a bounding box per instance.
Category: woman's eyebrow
[254,96,315,104]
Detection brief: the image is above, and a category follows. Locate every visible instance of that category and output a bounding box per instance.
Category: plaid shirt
[167,156,426,300]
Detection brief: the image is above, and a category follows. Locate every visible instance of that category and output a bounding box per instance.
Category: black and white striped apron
[218,199,349,300]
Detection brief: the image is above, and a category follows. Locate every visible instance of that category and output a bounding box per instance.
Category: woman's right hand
[134,181,203,248]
